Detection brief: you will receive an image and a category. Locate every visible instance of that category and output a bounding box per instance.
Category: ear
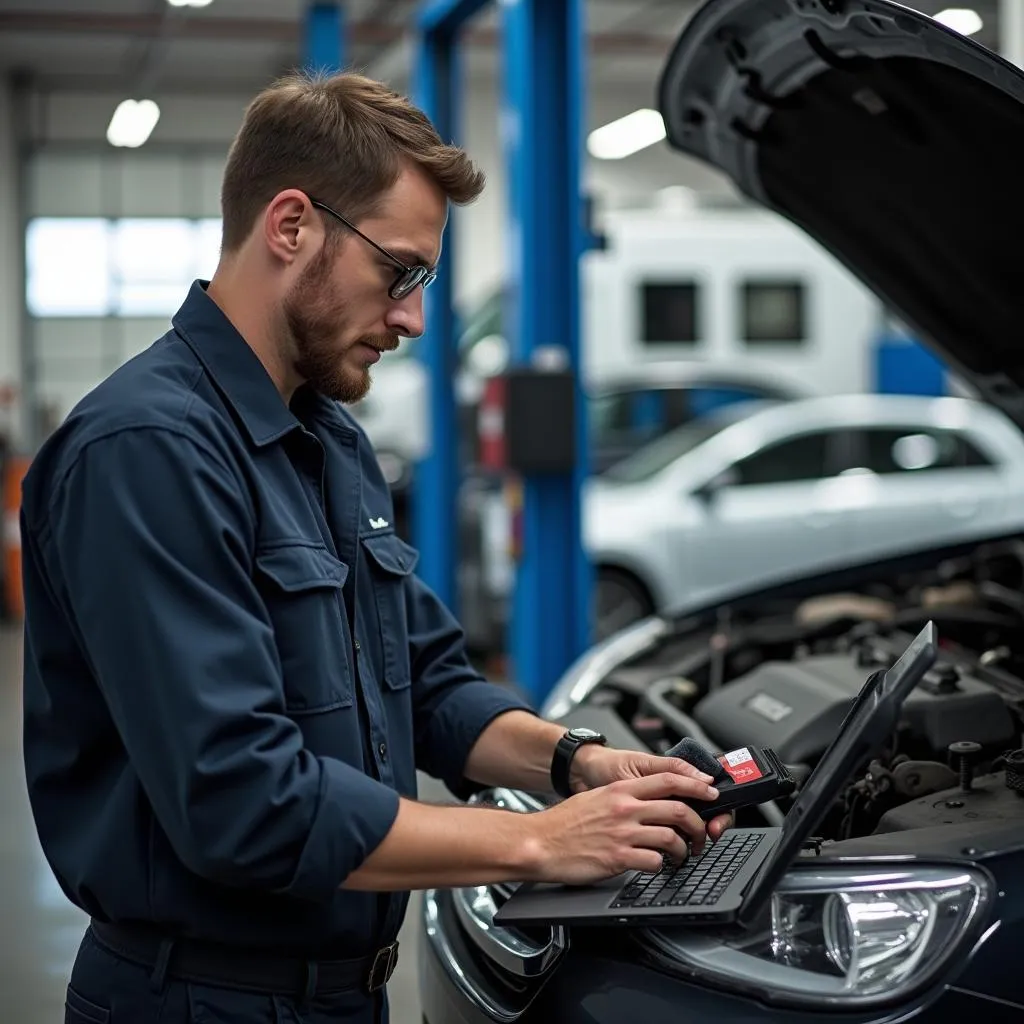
[262,190,319,266]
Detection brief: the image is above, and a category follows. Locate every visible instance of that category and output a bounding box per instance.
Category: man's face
[282,166,447,403]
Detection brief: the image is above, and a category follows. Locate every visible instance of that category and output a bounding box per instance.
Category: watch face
[568,728,602,741]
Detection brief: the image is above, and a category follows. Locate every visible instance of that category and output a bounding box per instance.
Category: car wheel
[594,567,654,641]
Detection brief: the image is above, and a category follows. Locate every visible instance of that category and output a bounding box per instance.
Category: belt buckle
[367,941,399,993]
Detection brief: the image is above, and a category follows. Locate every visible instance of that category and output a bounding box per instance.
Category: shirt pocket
[361,532,419,690]
[254,542,354,712]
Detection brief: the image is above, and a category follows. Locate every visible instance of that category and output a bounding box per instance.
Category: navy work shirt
[20,280,533,956]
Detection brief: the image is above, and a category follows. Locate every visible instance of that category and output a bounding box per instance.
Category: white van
[352,201,944,487]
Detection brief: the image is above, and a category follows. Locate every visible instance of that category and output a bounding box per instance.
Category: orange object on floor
[3,455,30,620]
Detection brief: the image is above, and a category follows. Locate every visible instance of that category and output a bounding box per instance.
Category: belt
[89,919,399,999]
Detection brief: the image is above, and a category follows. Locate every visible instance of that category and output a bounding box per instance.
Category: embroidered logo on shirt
[369,517,390,529]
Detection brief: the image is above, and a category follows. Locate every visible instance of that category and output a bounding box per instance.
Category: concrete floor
[0,625,434,1023]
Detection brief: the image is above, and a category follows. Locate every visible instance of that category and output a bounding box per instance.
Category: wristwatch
[550,727,607,798]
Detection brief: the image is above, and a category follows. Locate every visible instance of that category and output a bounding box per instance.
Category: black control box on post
[503,367,577,475]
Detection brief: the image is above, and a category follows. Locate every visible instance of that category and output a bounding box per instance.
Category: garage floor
[0,625,434,1023]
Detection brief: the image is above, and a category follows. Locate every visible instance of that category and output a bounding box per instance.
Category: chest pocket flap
[255,543,349,591]
[361,533,419,577]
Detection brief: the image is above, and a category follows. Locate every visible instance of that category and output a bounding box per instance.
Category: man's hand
[571,745,734,844]
[523,773,722,885]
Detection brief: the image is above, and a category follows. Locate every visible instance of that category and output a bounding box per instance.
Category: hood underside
[658,0,1024,425]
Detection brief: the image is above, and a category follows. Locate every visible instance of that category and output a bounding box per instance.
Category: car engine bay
[579,539,1024,844]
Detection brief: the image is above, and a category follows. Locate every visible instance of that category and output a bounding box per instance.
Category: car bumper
[418,888,1018,1024]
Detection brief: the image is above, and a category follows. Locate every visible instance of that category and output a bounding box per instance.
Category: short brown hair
[220,70,486,252]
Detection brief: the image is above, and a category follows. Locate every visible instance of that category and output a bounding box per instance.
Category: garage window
[26,217,222,318]
[741,279,806,344]
[641,281,699,344]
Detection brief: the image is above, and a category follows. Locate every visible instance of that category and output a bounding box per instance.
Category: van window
[641,281,699,344]
[741,280,805,344]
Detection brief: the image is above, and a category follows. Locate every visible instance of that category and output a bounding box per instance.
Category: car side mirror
[694,466,738,503]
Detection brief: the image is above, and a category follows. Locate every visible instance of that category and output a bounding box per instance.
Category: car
[416,2,1024,1022]
[456,364,810,651]
[477,391,1024,643]
[586,391,1024,636]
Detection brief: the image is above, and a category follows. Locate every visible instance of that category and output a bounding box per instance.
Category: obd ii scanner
[668,738,797,820]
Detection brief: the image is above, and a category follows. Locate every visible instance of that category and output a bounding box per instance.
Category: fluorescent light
[934,8,983,35]
[167,0,215,7]
[588,108,666,160]
[106,99,161,148]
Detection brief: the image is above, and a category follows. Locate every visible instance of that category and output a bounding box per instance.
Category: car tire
[594,567,655,641]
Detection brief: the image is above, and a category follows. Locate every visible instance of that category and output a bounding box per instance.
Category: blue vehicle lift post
[413,0,491,614]
[415,0,590,702]
[304,2,346,75]
[501,0,591,702]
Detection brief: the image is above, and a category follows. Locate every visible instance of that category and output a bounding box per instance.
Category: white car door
[670,428,859,605]
[842,425,1009,559]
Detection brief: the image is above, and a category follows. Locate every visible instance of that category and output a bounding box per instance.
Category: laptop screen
[736,620,938,925]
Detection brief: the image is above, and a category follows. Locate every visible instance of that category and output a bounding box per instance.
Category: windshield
[601,400,774,484]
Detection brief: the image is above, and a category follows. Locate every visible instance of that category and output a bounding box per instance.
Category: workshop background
[0,1,1019,1021]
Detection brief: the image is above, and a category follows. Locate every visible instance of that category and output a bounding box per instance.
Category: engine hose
[641,685,719,751]
[1004,749,1024,797]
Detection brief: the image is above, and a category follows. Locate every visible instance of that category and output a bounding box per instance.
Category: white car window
[730,431,832,486]
[855,427,993,474]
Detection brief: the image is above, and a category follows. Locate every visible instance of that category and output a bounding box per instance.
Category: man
[21,72,730,1024]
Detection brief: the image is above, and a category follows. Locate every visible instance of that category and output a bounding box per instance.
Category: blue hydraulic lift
[415,0,591,705]
[304,2,346,74]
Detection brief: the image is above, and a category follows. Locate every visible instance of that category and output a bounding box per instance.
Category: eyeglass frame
[308,197,438,300]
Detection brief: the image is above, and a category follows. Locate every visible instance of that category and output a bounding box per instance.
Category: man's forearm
[341,796,542,891]
[463,709,589,794]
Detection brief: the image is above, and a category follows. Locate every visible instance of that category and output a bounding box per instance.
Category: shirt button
[378,742,387,760]
[354,640,361,652]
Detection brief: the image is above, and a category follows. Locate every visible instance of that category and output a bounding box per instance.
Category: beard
[282,246,399,403]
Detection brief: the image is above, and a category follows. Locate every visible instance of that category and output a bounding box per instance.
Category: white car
[584,393,1024,637]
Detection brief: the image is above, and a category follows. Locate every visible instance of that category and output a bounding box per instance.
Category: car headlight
[642,864,995,1011]
[541,615,669,719]
[768,868,984,996]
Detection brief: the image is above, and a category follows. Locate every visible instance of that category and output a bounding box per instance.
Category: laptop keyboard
[610,831,763,909]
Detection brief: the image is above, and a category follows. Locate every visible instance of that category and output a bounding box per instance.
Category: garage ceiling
[0,0,708,94]
[0,0,1002,96]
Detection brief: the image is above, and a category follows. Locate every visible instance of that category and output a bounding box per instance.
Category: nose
[384,289,425,339]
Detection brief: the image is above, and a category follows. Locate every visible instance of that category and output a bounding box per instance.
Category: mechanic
[19,71,732,1024]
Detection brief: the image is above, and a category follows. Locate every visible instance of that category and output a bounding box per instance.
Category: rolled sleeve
[291,757,400,901]
[41,425,397,900]
[405,573,535,800]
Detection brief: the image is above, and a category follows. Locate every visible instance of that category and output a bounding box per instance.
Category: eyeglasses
[309,198,437,300]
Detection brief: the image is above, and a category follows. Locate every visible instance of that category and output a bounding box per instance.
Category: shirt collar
[171,280,301,448]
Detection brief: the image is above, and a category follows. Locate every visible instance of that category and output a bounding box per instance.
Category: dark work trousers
[64,928,389,1024]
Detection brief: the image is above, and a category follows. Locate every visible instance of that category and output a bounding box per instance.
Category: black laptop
[494,621,938,928]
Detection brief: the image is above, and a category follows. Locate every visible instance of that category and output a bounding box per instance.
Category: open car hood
[658,0,1024,428]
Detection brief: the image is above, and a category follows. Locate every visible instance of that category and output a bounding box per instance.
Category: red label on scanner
[718,747,764,784]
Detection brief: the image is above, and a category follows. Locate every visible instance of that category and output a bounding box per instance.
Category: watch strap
[550,730,607,798]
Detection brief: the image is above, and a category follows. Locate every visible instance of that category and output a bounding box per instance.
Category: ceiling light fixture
[166,0,215,7]
[107,99,161,148]
[934,8,983,36]
[587,108,666,160]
